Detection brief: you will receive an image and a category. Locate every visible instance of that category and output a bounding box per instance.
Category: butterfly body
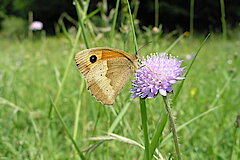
[75,47,138,105]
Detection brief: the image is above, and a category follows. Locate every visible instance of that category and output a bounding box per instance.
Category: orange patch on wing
[100,50,125,60]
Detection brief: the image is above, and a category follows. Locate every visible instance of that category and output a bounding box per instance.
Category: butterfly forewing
[75,47,138,105]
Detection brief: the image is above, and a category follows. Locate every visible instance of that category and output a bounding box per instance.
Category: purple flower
[29,21,43,31]
[130,53,185,98]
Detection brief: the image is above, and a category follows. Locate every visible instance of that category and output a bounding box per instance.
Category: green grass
[0,28,240,159]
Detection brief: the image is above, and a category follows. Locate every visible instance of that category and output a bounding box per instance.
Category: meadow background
[0,0,240,159]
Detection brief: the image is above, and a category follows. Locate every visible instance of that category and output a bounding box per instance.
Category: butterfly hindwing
[75,47,138,105]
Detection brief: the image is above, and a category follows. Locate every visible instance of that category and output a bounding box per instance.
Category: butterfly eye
[90,55,97,63]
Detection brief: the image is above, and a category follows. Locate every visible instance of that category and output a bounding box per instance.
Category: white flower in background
[185,54,195,60]
[29,21,43,31]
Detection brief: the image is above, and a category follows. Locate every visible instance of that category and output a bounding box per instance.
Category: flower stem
[140,99,150,160]
[220,0,227,40]
[190,0,195,37]
[163,96,182,160]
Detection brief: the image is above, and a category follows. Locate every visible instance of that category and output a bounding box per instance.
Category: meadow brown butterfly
[75,47,138,105]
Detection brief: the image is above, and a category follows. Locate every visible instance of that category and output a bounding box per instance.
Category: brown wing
[75,47,138,105]
[85,60,116,105]
[105,58,136,96]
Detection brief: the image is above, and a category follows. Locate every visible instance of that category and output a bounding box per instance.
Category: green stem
[74,0,90,49]
[73,80,85,140]
[220,0,227,40]
[155,0,159,27]
[164,32,187,53]
[190,0,194,37]
[73,96,82,158]
[110,0,120,45]
[140,99,150,160]
[231,127,238,160]
[231,114,240,159]
[126,0,138,53]
[60,21,73,47]
[163,96,182,160]
[28,11,33,39]
[49,19,82,118]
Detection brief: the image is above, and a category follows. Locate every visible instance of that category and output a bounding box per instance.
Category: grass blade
[126,0,138,52]
[231,114,240,160]
[50,98,86,160]
[89,133,144,149]
[155,0,159,27]
[220,0,227,39]
[74,0,90,49]
[149,111,168,159]
[60,21,73,46]
[50,0,91,117]
[108,101,131,132]
[164,32,189,53]
[172,33,211,104]
[190,0,195,37]
[110,0,120,45]
[49,20,82,118]
[0,97,25,112]
[89,133,164,160]
[162,73,232,145]
[82,101,132,153]
[73,80,85,139]
[58,12,79,27]
[84,8,101,21]
[140,99,150,160]
[161,106,220,145]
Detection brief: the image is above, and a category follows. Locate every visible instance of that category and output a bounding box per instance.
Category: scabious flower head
[29,21,43,31]
[130,53,185,98]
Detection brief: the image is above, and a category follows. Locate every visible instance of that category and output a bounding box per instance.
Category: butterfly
[75,47,138,105]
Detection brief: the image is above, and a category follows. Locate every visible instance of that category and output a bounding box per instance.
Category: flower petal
[159,89,167,96]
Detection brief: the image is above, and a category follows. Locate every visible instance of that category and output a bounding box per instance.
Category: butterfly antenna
[136,41,152,55]
[135,41,152,63]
